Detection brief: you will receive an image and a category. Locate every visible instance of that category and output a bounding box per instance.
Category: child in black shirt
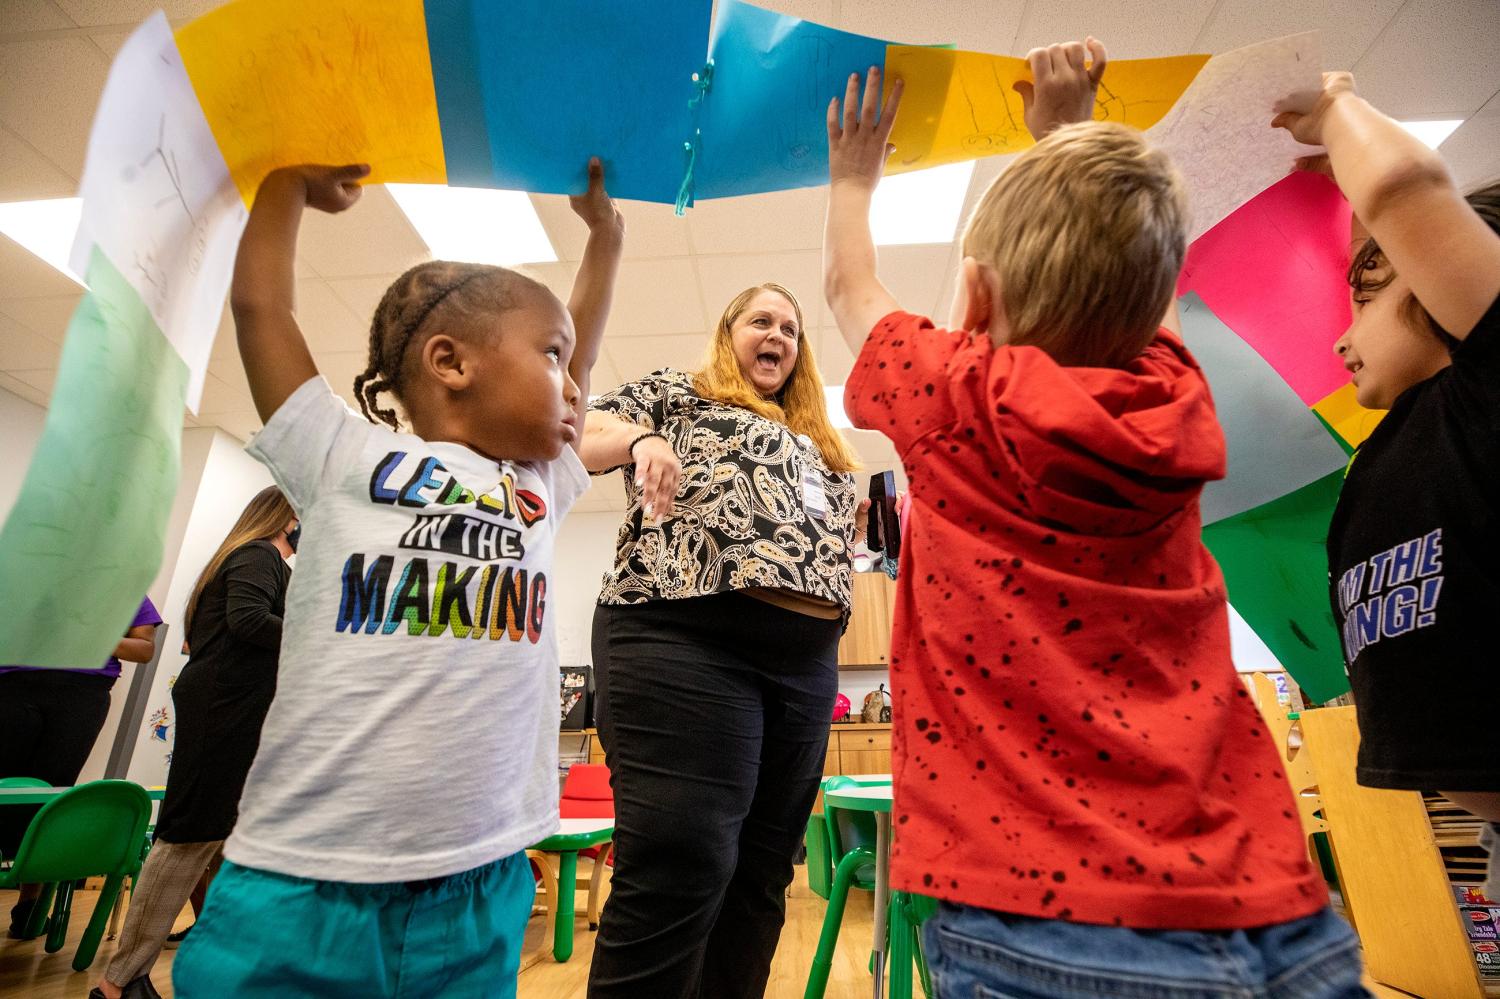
[1275,74,1500,894]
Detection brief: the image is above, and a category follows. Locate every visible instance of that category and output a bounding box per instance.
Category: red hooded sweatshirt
[845,312,1327,929]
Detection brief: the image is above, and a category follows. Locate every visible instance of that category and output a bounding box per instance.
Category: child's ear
[421,334,473,391]
[959,257,1007,342]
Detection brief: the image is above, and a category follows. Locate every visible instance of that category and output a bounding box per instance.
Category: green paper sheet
[1203,470,1351,703]
[0,247,188,669]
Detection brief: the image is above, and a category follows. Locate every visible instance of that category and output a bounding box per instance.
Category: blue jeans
[923,903,1369,999]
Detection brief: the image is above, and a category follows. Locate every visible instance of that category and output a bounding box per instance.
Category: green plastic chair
[804,812,834,901]
[805,776,936,999]
[0,780,151,970]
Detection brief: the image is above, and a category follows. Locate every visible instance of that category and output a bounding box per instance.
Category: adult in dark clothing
[0,600,162,937]
[92,486,295,999]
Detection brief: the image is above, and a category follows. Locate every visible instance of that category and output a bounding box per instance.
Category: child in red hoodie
[822,42,1369,997]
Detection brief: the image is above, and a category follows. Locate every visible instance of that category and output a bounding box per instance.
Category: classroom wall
[0,387,46,525]
[119,430,275,787]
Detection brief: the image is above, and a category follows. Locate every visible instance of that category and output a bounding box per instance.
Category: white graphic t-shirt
[225,377,589,883]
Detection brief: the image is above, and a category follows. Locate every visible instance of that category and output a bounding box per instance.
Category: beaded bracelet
[628,431,669,459]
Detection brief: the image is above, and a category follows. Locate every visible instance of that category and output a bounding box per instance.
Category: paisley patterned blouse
[590,369,858,613]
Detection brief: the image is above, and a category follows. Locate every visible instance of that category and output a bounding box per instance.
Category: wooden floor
[0,876,1429,998]
[0,867,879,999]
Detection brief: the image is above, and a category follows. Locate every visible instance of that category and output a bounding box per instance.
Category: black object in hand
[867,471,900,558]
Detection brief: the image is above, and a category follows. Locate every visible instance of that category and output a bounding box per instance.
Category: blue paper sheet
[692,0,895,200]
[425,0,712,202]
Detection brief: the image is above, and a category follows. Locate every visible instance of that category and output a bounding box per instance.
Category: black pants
[587,592,840,999]
[0,670,114,854]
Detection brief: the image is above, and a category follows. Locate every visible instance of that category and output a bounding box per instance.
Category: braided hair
[353,261,539,429]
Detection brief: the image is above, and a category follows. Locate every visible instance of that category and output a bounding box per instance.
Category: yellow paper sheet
[884,46,1210,173]
[1312,382,1386,450]
[176,0,446,202]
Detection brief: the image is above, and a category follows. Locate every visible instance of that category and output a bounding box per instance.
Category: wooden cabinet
[837,572,897,667]
[837,728,891,775]
[815,722,893,811]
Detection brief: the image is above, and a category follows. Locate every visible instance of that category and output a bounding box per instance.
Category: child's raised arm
[823,66,904,353]
[564,157,625,439]
[231,164,369,422]
[1275,75,1500,338]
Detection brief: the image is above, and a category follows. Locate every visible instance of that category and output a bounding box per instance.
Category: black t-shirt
[1327,293,1500,791]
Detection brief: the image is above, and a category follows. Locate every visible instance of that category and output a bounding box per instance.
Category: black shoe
[163,924,191,948]
[87,976,162,999]
[7,897,37,939]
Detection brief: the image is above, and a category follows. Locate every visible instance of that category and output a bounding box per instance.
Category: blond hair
[961,121,1187,368]
[693,284,859,474]
[184,486,293,639]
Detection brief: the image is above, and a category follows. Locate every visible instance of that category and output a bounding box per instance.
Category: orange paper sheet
[1312,382,1386,450]
[176,0,447,202]
[883,46,1209,173]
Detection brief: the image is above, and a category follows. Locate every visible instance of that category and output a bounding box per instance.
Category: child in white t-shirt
[170,160,624,999]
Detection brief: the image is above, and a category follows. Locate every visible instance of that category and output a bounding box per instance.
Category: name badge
[803,467,828,521]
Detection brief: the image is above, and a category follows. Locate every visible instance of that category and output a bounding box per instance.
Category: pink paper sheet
[1178,171,1354,406]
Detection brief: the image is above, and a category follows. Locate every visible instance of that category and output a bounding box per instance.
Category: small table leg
[872,813,891,999]
[554,851,578,962]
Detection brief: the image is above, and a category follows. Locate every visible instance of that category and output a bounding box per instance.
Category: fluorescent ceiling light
[870,161,975,246]
[826,384,852,429]
[387,184,557,265]
[0,197,84,285]
[1397,119,1464,149]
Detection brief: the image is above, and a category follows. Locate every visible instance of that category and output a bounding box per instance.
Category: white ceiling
[1,0,1497,512]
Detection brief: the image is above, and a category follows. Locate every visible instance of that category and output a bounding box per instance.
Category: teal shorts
[172,851,534,998]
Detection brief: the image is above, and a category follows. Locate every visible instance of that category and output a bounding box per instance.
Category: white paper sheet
[69,12,247,411]
[1148,32,1325,241]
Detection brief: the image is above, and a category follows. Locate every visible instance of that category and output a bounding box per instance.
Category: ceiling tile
[0,369,48,407]
[812,328,857,385]
[0,36,108,179]
[324,275,392,332]
[515,260,581,311]
[0,312,63,368]
[687,187,827,255]
[86,30,134,61]
[875,243,958,320]
[0,1,75,31]
[1440,108,1500,192]
[7,366,56,395]
[300,186,429,279]
[1012,0,1217,58]
[607,257,705,336]
[1353,0,1500,118]
[0,125,76,200]
[757,0,835,23]
[293,278,369,354]
[49,0,223,26]
[583,349,623,395]
[533,194,693,262]
[607,332,710,383]
[311,349,369,409]
[196,371,253,416]
[1194,0,1402,67]
[0,291,83,337]
[836,0,1027,55]
[694,249,822,331]
[208,409,264,444]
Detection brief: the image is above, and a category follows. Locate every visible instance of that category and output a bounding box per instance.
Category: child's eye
[546,347,562,362]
